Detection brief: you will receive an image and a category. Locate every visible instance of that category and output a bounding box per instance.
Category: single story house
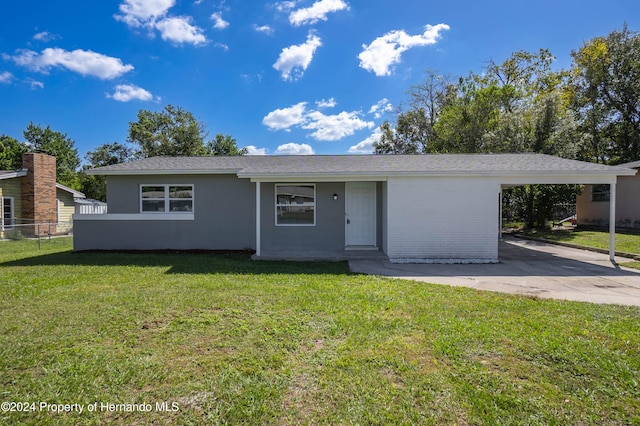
[577,160,640,230]
[0,153,87,237]
[74,154,636,262]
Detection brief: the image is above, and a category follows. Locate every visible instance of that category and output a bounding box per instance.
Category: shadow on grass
[0,250,351,276]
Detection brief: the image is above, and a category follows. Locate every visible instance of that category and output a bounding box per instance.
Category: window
[2,197,14,229]
[140,185,194,213]
[591,184,610,202]
[275,184,315,226]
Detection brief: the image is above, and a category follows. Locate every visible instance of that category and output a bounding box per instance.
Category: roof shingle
[87,153,635,177]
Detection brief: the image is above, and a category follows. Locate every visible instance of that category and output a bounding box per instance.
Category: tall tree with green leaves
[0,135,28,170]
[379,49,584,228]
[374,70,452,154]
[206,134,248,156]
[570,25,640,164]
[128,105,208,158]
[80,142,134,201]
[23,123,81,189]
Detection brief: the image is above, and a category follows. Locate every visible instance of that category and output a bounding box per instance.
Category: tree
[379,49,584,228]
[23,123,80,189]
[206,134,248,156]
[374,70,452,154]
[85,142,133,167]
[128,105,208,158]
[80,142,134,201]
[374,110,429,154]
[434,76,504,153]
[570,25,640,164]
[0,135,28,170]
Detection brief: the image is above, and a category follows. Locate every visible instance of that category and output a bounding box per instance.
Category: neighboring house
[0,153,88,237]
[74,154,635,262]
[577,160,640,230]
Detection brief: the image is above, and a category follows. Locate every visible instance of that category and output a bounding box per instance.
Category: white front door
[346,182,376,247]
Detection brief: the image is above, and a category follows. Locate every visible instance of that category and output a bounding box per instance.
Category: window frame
[591,184,610,202]
[139,184,194,214]
[1,196,14,230]
[275,183,316,227]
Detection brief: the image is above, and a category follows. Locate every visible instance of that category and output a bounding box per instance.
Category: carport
[349,237,640,306]
[497,166,637,262]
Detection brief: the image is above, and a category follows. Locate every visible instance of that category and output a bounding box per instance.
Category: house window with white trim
[140,185,194,213]
[275,184,315,226]
[2,197,14,229]
[591,184,610,202]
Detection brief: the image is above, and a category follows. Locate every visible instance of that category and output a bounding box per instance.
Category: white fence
[75,202,107,215]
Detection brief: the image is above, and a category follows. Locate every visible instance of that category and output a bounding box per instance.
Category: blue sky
[1,1,638,161]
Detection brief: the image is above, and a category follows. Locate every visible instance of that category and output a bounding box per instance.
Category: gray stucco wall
[75,177,386,253]
[260,182,346,252]
[74,174,255,250]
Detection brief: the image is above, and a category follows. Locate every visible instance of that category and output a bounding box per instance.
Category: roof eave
[241,169,637,180]
[56,183,86,198]
[87,168,243,176]
[0,169,28,180]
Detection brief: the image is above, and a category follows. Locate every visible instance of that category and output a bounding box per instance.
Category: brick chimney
[21,153,57,230]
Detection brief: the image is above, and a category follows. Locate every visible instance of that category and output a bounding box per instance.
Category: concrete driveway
[349,237,640,306]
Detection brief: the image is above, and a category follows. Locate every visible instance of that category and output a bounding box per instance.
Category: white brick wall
[386,177,499,261]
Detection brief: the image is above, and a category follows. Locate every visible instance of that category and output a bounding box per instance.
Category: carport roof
[88,153,635,179]
[618,159,640,169]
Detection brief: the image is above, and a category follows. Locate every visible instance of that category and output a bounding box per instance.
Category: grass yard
[522,228,640,255]
[521,228,640,270]
[1,238,639,425]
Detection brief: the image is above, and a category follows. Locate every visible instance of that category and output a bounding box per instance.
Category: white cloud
[253,24,274,35]
[8,48,134,80]
[302,110,373,141]
[211,12,229,30]
[29,80,44,89]
[358,23,450,76]
[275,143,315,155]
[245,145,267,155]
[240,72,264,84]
[348,128,381,154]
[275,1,297,13]
[115,0,207,46]
[115,0,175,27]
[33,31,59,42]
[368,98,393,119]
[0,71,13,84]
[107,84,155,102]
[155,16,207,45]
[262,102,308,130]
[263,101,374,141]
[273,32,322,80]
[289,0,349,26]
[316,97,336,108]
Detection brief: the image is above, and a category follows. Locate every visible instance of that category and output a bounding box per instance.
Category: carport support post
[256,181,261,257]
[609,181,616,262]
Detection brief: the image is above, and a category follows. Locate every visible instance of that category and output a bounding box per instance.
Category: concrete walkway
[349,237,640,306]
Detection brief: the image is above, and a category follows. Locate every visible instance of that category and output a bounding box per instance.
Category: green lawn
[1,238,639,425]
[521,228,640,255]
[521,228,640,270]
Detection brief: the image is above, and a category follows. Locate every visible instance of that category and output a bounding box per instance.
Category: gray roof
[0,169,27,180]
[87,153,636,178]
[618,159,640,169]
